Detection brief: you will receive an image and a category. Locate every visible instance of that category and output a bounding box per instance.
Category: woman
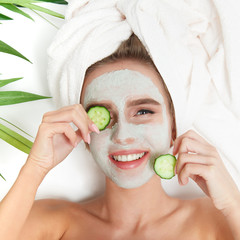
[0,34,239,240]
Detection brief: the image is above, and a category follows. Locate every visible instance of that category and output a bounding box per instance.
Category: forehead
[83,69,164,108]
[81,59,166,105]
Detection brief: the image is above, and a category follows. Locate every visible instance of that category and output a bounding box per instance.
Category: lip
[108,150,150,170]
[109,149,148,156]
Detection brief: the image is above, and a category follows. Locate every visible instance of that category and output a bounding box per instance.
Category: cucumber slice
[154,154,177,179]
[87,106,110,131]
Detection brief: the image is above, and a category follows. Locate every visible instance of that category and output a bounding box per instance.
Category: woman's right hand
[26,104,99,174]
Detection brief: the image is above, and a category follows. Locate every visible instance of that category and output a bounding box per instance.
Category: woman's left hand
[173,130,240,216]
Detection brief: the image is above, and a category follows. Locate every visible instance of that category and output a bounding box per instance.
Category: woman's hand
[173,130,240,216]
[26,104,99,175]
[0,104,100,240]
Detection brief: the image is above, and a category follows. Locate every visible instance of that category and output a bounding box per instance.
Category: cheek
[89,130,111,158]
[143,123,171,152]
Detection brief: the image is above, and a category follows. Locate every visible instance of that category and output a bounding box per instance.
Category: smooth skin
[0,59,240,240]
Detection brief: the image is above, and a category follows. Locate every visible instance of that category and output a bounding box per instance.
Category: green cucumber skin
[87,106,111,131]
[154,154,177,180]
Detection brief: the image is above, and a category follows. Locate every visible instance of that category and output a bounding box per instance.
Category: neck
[101,175,177,228]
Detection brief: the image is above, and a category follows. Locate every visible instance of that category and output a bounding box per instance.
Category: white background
[0,3,204,202]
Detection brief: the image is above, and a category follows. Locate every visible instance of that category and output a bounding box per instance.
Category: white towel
[47,0,240,186]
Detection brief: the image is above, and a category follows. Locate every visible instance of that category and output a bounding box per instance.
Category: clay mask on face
[83,69,171,189]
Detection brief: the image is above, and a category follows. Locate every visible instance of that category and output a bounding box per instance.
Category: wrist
[223,193,240,239]
[26,153,52,174]
[22,160,48,185]
[221,192,240,228]
[223,192,240,217]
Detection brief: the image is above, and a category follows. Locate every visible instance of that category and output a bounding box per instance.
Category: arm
[222,194,240,239]
[0,162,46,239]
[0,104,99,240]
[174,130,240,240]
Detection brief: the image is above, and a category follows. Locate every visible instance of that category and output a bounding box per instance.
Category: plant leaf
[20,2,64,18]
[0,122,33,154]
[35,0,67,4]
[0,117,34,138]
[0,91,51,105]
[0,40,32,63]
[0,3,34,21]
[0,77,22,88]
[30,8,58,28]
[0,0,67,4]
[0,1,34,4]
[0,173,6,181]
[0,12,13,20]
[0,1,65,18]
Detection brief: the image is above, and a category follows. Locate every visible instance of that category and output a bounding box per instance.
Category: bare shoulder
[32,198,78,214]
[185,197,234,240]
[20,198,85,240]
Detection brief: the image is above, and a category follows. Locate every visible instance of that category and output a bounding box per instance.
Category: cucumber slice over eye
[87,106,111,131]
[154,154,177,179]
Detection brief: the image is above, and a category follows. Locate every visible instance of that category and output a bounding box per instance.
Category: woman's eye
[136,109,154,116]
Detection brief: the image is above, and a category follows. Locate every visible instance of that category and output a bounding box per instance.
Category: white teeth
[112,152,146,162]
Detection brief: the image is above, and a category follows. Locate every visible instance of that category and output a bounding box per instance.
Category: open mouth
[109,150,149,170]
[111,152,147,161]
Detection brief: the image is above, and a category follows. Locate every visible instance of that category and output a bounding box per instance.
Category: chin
[110,171,155,189]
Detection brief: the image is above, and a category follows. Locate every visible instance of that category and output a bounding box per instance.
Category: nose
[111,122,135,145]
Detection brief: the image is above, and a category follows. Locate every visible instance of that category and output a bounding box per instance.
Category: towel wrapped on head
[47,0,240,186]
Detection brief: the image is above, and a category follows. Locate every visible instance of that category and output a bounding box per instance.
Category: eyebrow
[127,98,161,107]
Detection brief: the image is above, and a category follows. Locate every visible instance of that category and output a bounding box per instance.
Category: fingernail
[91,123,100,134]
[86,133,91,144]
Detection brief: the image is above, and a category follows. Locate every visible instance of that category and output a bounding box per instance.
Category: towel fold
[47,0,240,186]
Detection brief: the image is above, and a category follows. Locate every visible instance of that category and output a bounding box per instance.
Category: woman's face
[81,59,173,189]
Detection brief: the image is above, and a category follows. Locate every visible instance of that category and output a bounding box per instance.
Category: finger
[42,105,93,143]
[43,104,82,115]
[178,163,210,185]
[42,105,77,119]
[177,137,215,156]
[176,153,214,175]
[44,105,100,134]
[39,122,78,147]
[43,105,88,124]
[74,129,85,145]
[173,130,209,155]
[88,122,100,134]
[69,105,99,133]
[43,110,90,143]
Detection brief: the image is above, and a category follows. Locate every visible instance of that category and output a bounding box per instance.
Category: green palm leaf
[0,0,65,18]
[0,40,32,63]
[0,173,6,181]
[0,117,34,138]
[0,91,51,105]
[20,2,64,18]
[0,122,33,154]
[35,0,67,4]
[0,0,67,4]
[0,12,13,20]
[0,0,33,4]
[0,3,34,20]
[0,77,22,88]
